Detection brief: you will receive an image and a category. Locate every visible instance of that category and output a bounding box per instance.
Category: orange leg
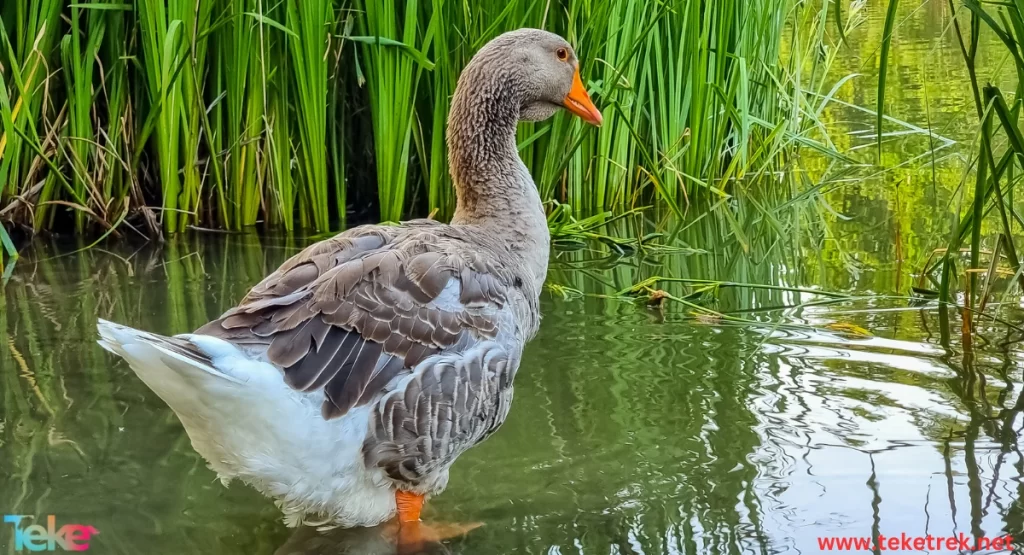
[395,490,424,523]
[393,490,481,554]
[395,491,428,554]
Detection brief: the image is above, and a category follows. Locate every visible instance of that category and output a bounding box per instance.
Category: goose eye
[556,48,568,61]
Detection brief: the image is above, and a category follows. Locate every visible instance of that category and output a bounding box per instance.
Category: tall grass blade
[286,0,331,231]
[877,0,900,157]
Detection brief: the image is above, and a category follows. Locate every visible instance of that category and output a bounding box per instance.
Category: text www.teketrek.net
[817,533,1014,551]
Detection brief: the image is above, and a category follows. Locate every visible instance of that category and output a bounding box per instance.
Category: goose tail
[97,318,247,385]
[96,318,293,481]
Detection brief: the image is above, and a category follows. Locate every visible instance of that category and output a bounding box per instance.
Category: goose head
[447,28,602,200]
[508,30,604,126]
[450,29,603,132]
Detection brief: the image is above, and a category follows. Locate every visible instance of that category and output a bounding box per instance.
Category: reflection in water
[275,525,401,555]
[274,523,437,555]
[1,234,1023,554]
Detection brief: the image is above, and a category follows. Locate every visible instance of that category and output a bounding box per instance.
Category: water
[5,3,1024,555]
[5,234,1024,555]
[6,235,1024,555]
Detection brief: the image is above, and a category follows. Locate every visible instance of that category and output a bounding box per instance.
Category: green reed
[287,0,332,231]
[877,0,1024,314]
[354,0,430,223]
[138,0,214,232]
[0,0,63,229]
[58,3,103,233]
[0,0,835,249]
[216,0,264,229]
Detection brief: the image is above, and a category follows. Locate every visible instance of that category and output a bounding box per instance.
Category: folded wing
[196,225,517,420]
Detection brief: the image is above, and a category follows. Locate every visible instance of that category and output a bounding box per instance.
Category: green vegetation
[7,0,1021,328]
[876,0,1024,323]
[6,4,1024,549]
[0,0,845,266]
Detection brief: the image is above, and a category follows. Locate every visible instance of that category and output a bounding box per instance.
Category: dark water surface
[5,2,1024,555]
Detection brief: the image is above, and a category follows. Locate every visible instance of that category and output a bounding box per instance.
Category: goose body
[97,28,601,530]
[98,222,536,528]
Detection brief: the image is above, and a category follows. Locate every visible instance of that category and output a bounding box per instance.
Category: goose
[97,28,601,546]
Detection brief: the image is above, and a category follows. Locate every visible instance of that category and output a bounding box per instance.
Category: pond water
[9,233,1024,555]
[3,231,1015,555]
[5,3,1024,555]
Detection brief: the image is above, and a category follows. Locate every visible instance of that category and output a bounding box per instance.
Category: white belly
[185,400,398,529]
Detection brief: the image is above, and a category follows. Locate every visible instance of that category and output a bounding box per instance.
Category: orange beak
[563,68,602,126]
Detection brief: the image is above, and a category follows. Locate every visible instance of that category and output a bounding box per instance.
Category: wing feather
[195,223,523,421]
[363,342,515,487]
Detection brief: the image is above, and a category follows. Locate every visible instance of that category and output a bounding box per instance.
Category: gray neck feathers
[446,51,550,288]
